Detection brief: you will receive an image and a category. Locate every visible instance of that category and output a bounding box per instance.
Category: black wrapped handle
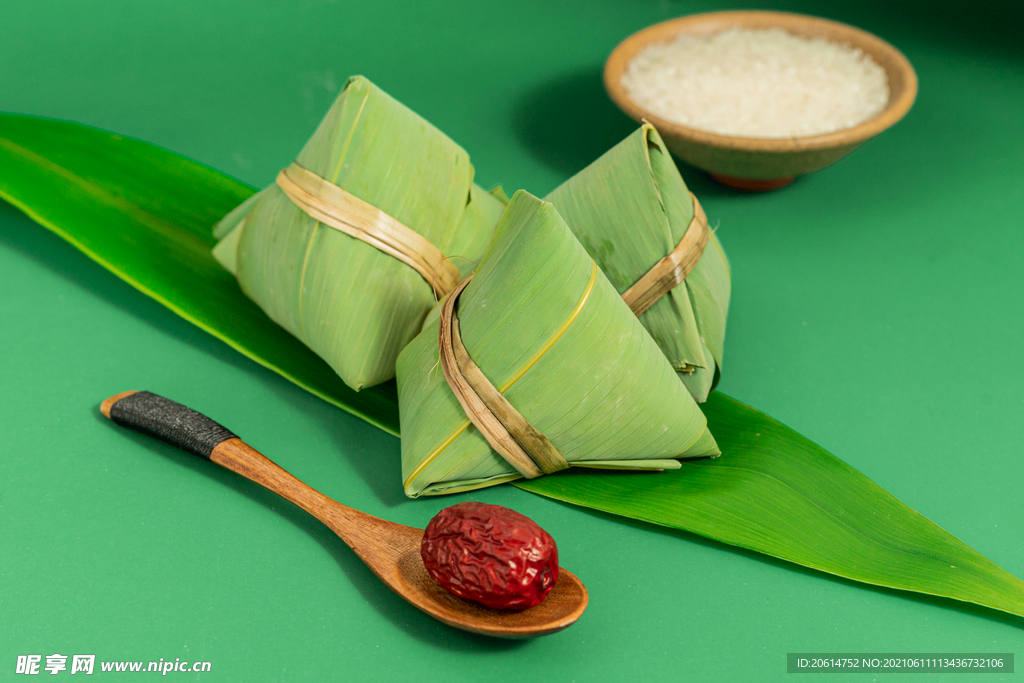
[101,391,237,460]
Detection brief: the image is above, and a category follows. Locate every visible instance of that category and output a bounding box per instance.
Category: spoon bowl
[100,390,588,638]
[389,526,587,637]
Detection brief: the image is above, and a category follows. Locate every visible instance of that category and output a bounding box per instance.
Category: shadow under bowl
[604,11,918,190]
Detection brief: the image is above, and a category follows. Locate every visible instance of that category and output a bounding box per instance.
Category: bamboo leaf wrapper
[546,124,731,402]
[397,191,719,497]
[212,76,506,391]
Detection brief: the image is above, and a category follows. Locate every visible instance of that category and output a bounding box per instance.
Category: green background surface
[1,0,1022,681]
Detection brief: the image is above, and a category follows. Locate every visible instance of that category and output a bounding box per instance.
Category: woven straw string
[276,163,462,298]
[621,192,710,317]
[438,277,569,479]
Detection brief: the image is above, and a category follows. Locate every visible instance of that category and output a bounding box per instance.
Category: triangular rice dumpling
[397,191,719,497]
[212,76,506,390]
[545,124,731,402]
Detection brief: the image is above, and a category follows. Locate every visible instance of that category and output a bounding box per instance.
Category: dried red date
[421,502,559,610]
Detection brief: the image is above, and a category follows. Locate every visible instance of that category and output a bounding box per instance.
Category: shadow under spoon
[100,390,588,638]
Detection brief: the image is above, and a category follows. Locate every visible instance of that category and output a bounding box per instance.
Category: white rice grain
[621,27,889,138]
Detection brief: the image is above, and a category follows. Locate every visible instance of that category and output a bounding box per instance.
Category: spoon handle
[99,391,365,529]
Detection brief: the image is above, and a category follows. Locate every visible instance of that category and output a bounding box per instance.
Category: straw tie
[437,277,570,479]
[276,162,462,298]
[621,192,710,317]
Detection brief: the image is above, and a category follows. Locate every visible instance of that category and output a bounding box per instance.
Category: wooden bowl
[604,11,918,190]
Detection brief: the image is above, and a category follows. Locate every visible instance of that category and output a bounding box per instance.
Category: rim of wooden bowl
[604,11,918,153]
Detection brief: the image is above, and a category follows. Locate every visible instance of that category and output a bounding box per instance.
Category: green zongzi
[545,123,731,402]
[212,76,506,390]
[397,190,719,497]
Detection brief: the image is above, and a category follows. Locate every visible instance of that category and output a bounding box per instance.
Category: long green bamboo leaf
[2,113,1022,619]
[520,392,1024,618]
[0,113,400,435]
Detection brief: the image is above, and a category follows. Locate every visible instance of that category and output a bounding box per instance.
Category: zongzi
[397,190,719,497]
[545,123,731,402]
[212,75,506,390]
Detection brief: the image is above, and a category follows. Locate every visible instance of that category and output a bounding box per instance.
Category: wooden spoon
[99,390,587,638]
